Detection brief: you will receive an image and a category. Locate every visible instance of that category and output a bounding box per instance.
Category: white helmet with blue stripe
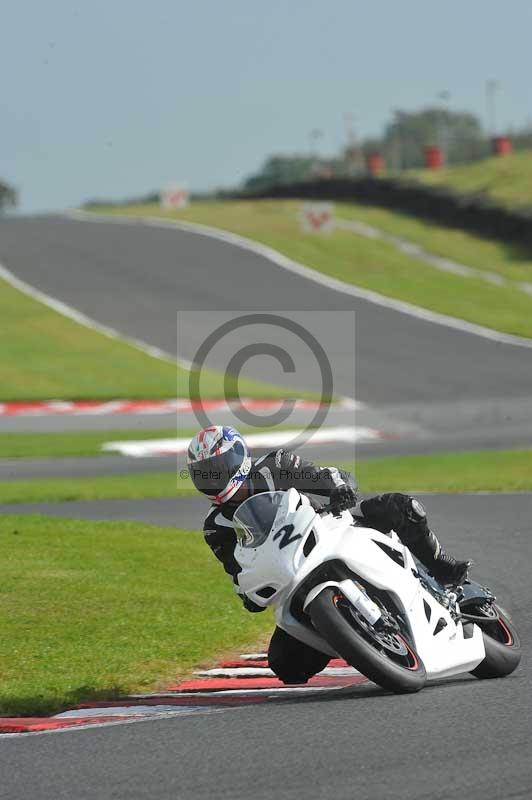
[187,426,251,504]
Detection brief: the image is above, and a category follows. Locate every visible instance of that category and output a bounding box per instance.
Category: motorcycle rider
[187,425,471,685]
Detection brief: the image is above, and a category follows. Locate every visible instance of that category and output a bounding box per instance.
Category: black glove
[241,594,265,613]
[329,484,357,513]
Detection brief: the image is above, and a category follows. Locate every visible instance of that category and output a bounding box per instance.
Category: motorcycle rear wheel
[469,604,521,679]
[309,586,426,694]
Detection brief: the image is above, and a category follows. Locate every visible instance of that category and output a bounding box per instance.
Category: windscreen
[233,491,286,548]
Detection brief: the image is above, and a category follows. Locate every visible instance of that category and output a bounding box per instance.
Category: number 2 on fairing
[273,524,302,549]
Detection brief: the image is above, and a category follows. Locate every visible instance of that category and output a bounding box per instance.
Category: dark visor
[188,441,246,496]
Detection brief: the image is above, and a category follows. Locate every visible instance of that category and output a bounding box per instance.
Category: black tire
[470,606,521,680]
[309,587,426,694]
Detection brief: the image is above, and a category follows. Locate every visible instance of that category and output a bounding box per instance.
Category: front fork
[303,579,383,626]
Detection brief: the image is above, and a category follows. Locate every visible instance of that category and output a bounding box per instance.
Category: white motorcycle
[233,489,521,694]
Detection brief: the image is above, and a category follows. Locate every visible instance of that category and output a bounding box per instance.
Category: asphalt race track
[1,214,532,450]
[1,494,530,800]
[0,215,531,798]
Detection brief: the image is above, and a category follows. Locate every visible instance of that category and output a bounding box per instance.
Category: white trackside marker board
[300,203,334,233]
[161,184,189,209]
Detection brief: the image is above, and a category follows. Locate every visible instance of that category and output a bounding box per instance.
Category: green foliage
[240,108,497,186]
[243,154,316,192]
[0,179,17,213]
[511,124,532,152]
[377,107,488,170]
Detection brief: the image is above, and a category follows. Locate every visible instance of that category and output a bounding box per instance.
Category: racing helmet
[187,426,251,504]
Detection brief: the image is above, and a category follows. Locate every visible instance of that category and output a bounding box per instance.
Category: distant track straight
[0,214,531,409]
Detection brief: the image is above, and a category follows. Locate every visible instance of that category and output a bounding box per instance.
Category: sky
[2,0,531,212]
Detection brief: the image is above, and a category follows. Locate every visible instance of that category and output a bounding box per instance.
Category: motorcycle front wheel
[309,586,426,694]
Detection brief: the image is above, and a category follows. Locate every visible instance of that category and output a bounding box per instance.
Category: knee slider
[272,668,311,685]
[268,657,311,685]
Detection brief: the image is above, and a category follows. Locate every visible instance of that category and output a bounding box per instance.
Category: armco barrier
[241,178,532,248]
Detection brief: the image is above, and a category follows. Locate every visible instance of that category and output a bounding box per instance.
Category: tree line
[0,179,16,213]
[243,107,532,192]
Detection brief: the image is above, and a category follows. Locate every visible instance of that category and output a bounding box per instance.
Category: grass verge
[342,448,532,493]
[335,202,532,284]
[0,429,177,459]
[0,516,272,716]
[0,273,305,402]
[3,448,532,504]
[93,200,532,339]
[0,424,321,459]
[406,150,532,212]
[0,472,193,504]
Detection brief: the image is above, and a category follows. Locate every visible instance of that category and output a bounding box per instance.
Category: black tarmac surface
[0,214,531,448]
[0,497,193,527]
[1,493,530,800]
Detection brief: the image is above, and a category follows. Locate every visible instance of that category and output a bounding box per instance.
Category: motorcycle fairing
[235,489,485,680]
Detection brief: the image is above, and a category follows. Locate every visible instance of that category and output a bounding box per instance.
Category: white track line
[0,707,237,739]
[0,260,184,366]
[132,685,361,698]
[336,217,532,297]
[240,652,268,659]
[102,425,383,457]
[55,705,220,719]
[195,667,361,678]
[66,210,532,350]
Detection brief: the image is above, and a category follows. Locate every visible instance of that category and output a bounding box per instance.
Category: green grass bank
[0,516,272,716]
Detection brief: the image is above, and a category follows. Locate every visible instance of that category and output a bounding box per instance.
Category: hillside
[406,149,532,211]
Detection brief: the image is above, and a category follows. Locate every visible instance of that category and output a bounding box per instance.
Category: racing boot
[419,531,472,586]
[403,498,472,587]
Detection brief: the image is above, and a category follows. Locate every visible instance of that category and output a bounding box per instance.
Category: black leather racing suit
[202,447,438,685]
[203,448,354,582]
